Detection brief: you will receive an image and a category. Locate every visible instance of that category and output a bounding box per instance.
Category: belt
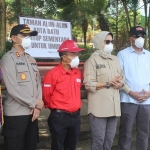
[51,109,80,116]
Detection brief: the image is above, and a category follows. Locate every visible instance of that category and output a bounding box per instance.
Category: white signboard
[19,17,72,58]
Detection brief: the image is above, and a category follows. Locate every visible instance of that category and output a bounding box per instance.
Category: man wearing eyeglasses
[117,26,150,150]
[0,24,43,150]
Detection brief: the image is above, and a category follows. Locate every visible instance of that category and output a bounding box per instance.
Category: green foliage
[0,41,13,59]
[78,44,94,62]
[0,51,7,59]
[72,27,83,39]
[6,41,13,51]
[4,0,150,57]
[6,0,45,24]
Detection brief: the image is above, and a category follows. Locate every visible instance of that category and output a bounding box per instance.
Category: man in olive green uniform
[0,24,43,150]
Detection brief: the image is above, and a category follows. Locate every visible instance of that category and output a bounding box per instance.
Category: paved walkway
[0,100,92,150]
[1,99,150,150]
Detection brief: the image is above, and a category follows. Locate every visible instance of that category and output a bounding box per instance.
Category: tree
[92,0,109,31]
[107,0,142,51]
[142,0,148,30]
[6,0,45,24]
[0,0,6,52]
[148,1,150,49]
[44,0,91,47]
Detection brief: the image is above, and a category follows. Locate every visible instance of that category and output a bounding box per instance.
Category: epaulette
[25,53,31,56]
[15,52,20,58]
[25,53,35,63]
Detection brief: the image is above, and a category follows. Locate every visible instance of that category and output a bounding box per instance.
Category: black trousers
[48,110,81,150]
[2,115,38,150]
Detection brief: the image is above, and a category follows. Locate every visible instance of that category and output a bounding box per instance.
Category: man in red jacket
[42,40,84,150]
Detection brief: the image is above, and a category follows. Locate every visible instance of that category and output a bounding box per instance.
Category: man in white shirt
[117,26,150,150]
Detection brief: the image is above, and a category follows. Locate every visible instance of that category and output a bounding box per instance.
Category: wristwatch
[106,82,110,89]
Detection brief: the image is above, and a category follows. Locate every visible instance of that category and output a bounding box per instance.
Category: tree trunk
[148,3,150,49]
[143,0,147,48]
[15,0,21,23]
[143,0,147,29]
[0,0,6,52]
[82,19,88,47]
[115,0,119,51]
[97,13,109,31]
[120,0,131,29]
[133,9,136,26]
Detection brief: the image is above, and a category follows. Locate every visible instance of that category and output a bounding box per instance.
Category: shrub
[78,44,94,62]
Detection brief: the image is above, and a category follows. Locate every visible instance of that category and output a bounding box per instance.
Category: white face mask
[70,56,80,68]
[21,36,31,49]
[103,43,113,54]
[134,37,144,48]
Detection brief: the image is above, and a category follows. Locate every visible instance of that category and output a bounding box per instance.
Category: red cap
[58,40,84,52]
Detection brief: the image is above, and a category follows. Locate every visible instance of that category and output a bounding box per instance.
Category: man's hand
[138,90,150,103]
[36,99,44,110]
[31,108,41,122]
[128,91,143,100]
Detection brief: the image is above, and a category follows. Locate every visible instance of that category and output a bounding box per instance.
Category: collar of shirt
[59,63,77,75]
[10,47,28,62]
[129,46,146,54]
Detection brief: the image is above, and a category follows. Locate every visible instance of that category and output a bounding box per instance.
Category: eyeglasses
[132,34,145,38]
[105,40,114,45]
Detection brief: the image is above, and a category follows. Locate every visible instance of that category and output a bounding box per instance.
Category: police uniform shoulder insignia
[24,24,29,28]
[25,53,31,56]
[20,73,26,80]
[30,59,35,63]
[16,52,20,58]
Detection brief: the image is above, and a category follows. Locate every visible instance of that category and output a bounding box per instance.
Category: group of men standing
[0,24,150,150]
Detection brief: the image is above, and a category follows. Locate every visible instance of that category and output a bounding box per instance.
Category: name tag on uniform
[16,62,25,65]
[76,79,81,83]
[96,64,106,69]
[31,63,36,65]
[44,84,51,87]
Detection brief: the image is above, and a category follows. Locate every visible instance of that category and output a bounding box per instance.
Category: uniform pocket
[31,65,39,80]
[115,69,121,77]
[2,128,17,138]
[75,81,81,87]
[2,128,18,149]
[96,69,108,82]
[16,66,30,82]
[55,84,68,92]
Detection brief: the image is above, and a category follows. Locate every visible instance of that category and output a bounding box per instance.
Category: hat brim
[130,30,146,36]
[58,47,85,52]
[68,48,85,52]
[21,30,38,36]
[137,30,146,35]
[30,31,38,36]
